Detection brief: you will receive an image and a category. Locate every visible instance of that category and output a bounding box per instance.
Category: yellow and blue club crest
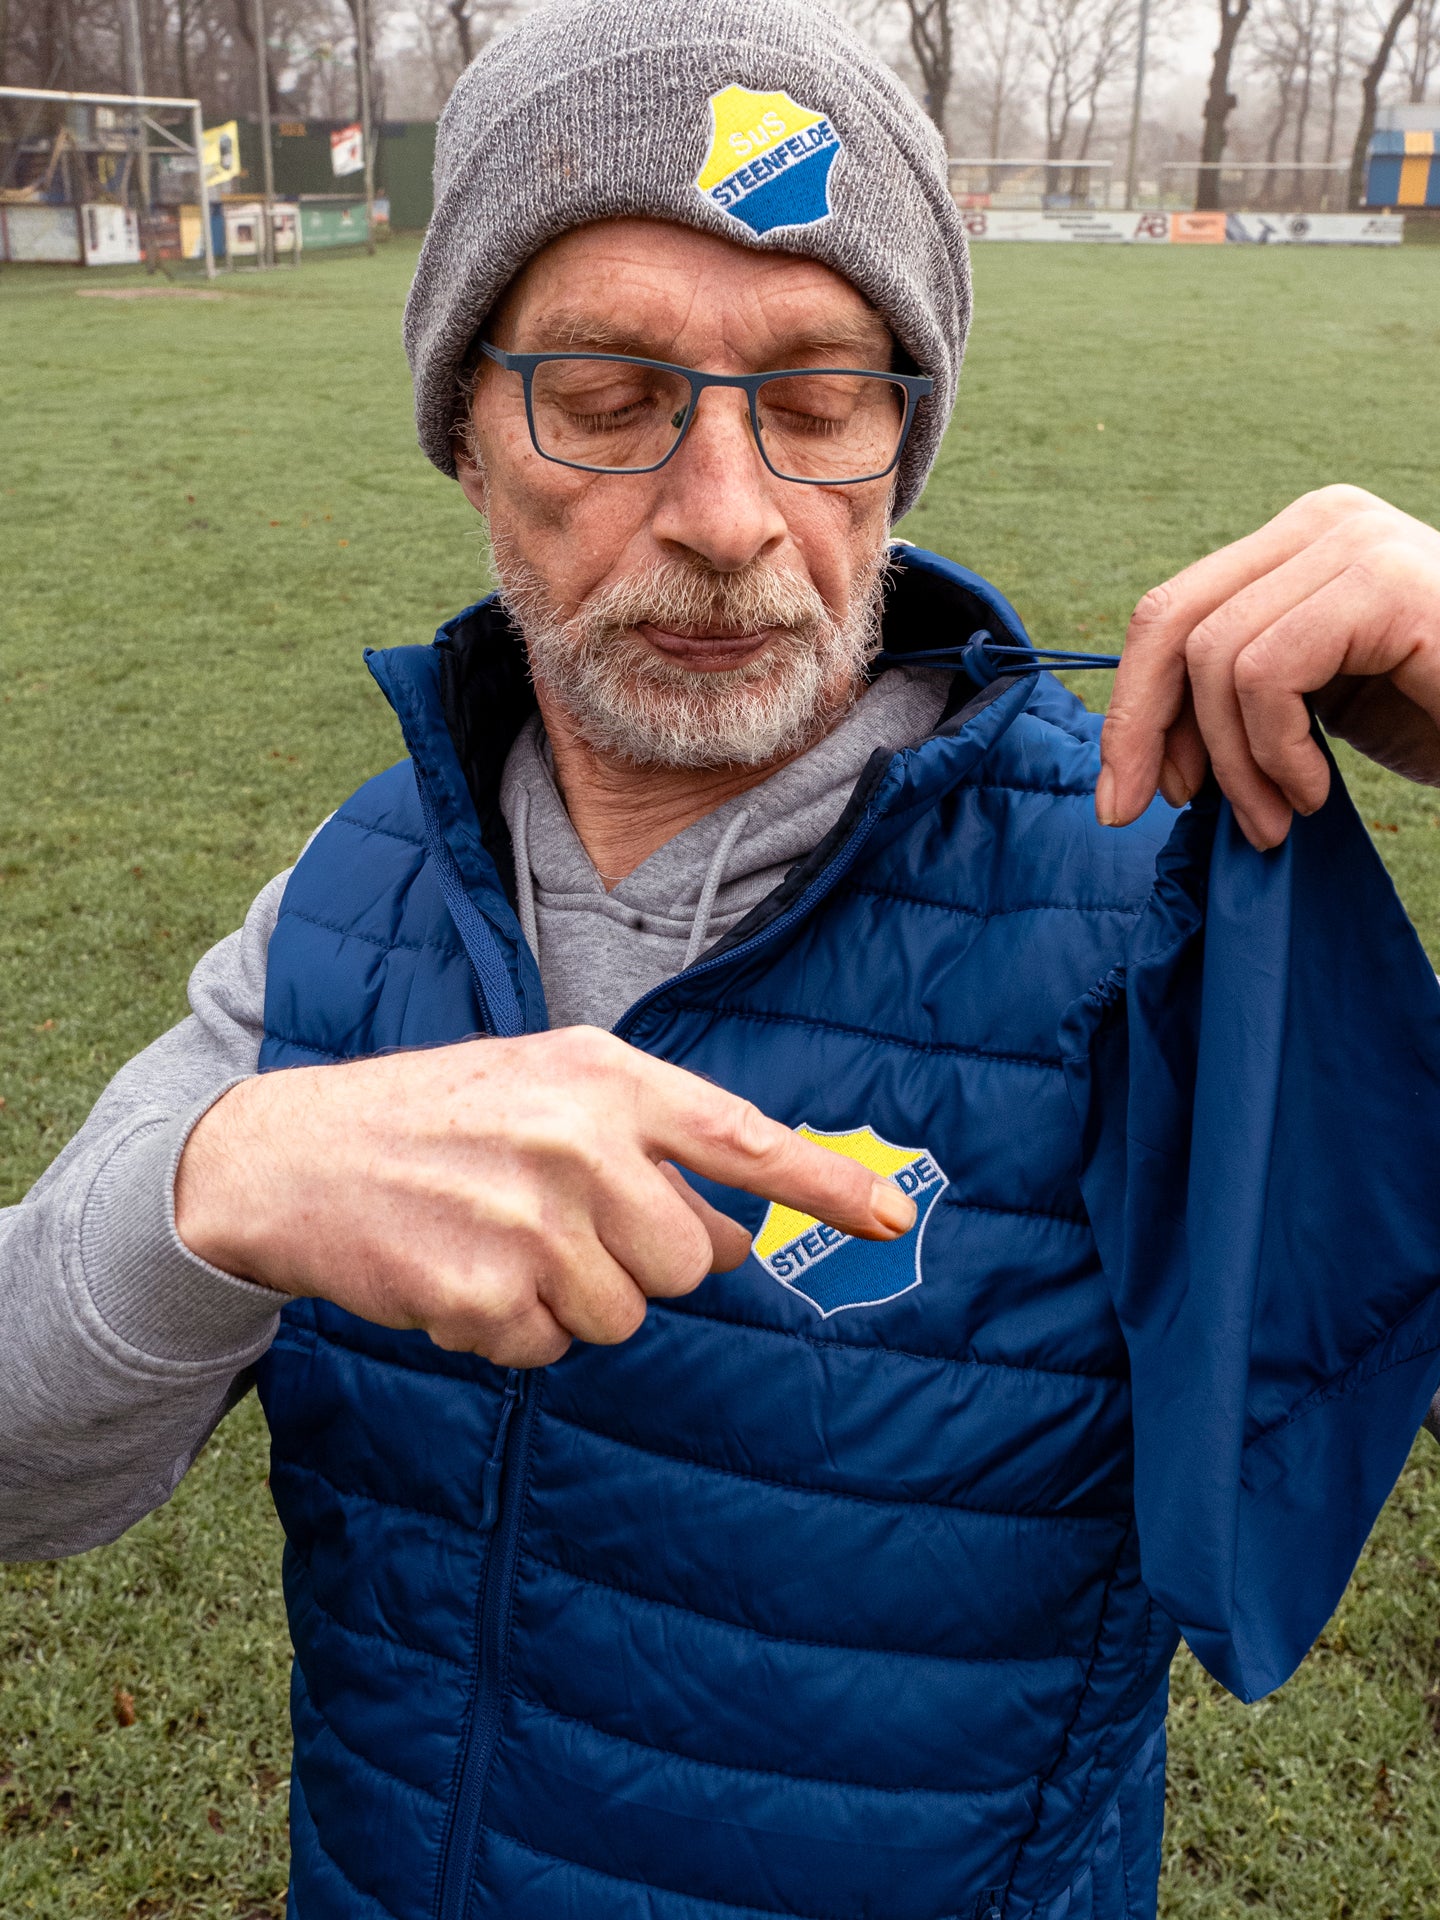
[695,84,841,237]
[752,1125,948,1318]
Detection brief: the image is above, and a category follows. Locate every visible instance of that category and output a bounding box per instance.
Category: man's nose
[648,386,789,573]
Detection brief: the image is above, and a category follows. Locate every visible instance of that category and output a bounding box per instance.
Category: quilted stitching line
[301,1809,405,1920]
[258,1029,347,1062]
[542,1408,1123,1525]
[333,810,427,850]
[510,1685,1032,1802]
[479,1821,967,1920]
[274,1319,503,1390]
[840,881,1145,921]
[278,904,464,959]
[663,1005,1066,1070]
[301,1692,447,1808]
[273,1455,483,1535]
[958,781,1095,800]
[522,1548,1085,1670]
[299,1580,472,1677]
[657,1304,1127,1382]
[947,1196,1090,1227]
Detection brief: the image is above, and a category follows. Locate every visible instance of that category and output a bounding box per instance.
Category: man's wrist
[173,1076,290,1292]
[85,1094,283,1365]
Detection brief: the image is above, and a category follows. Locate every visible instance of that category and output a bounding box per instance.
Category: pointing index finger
[642,1062,916,1242]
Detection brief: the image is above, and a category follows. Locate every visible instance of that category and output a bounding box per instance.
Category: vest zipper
[435,1371,537,1920]
[477,1370,521,1530]
[610,787,889,1042]
[419,678,1030,1914]
[428,803,890,1918]
[609,671,1036,1039]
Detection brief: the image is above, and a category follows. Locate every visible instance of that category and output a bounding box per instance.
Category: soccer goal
[1153,160,1351,215]
[948,158,1115,211]
[0,85,216,277]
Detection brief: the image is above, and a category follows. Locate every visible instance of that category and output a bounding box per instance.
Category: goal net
[948,158,1115,211]
[0,86,215,274]
[1154,161,1351,214]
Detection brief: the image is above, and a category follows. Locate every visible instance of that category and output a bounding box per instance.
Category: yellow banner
[203,121,242,188]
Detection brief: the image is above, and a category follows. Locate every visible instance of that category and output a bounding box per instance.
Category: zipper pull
[478,1371,522,1530]
[973,1892,1003,1920]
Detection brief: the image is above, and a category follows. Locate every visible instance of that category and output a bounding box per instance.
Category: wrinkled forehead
[481,217,896,370]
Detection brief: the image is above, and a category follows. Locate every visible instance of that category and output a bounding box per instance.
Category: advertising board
[961,208,1172,242]
[1224,212,1405,244]
[0,203,82,263]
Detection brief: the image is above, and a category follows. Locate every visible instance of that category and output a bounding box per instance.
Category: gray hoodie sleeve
[0,872,291,1562]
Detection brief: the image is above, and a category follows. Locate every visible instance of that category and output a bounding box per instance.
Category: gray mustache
[578,563,831,640]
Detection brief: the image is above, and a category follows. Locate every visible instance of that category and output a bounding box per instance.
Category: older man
[5,2,1440,1917]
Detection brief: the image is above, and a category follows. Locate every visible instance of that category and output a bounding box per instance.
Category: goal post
[0,85,216,278]
[948,158,1115,212]
[1153,160,1352,215]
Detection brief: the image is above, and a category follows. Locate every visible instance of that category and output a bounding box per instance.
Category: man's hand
[1097,486,1440,849]
[174,1027,914,1368]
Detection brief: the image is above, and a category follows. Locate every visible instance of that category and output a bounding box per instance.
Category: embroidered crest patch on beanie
[694,86,840,236]
[403,0,972,519]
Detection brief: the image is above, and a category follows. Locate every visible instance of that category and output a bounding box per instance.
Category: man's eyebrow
[522,308,894,366]
[529,312,651,353]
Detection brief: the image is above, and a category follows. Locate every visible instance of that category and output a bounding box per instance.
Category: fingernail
[1159,756,1193,808]
[871,1181,916,1235]
[1095,765,1119,827]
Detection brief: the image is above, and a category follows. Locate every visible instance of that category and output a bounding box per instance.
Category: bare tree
[1198,0,1254,205]
[1349,0,1417,203]
[897,0,955,128]
[1028,0,1140,200]
[1250,0,1327,197]
[1404,0,1439,97]
[956,0,1035,162]
[409,0,521,98]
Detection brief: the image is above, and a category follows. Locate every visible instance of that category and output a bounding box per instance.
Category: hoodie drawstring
[513,784,750,978]
[511,785,540,963]
[685,808,750,969]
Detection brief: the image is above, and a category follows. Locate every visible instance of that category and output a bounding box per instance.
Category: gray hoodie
[0,668,961,1561]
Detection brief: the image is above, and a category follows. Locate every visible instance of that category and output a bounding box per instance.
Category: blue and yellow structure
[1365,129,1440,209]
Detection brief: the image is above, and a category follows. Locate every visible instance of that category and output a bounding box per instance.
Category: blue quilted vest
[255,547,1183,1920]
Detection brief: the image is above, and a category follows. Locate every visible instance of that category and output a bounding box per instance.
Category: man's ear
[454,421,489,514]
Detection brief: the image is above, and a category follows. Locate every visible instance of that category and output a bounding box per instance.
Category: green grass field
[2,237,1439,1918]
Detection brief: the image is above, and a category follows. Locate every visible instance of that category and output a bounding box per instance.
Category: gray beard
[491,542,889,771]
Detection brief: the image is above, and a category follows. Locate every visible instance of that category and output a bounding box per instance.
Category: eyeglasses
[476,342,933,486]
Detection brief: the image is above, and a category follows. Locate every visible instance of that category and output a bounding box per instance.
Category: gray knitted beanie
[403,0,970,518]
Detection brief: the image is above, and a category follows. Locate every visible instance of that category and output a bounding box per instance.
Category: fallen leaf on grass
[114,1687,136,1727]
[207,1806,225,1832]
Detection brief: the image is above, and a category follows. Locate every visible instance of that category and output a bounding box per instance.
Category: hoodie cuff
[83,1088,283,1367]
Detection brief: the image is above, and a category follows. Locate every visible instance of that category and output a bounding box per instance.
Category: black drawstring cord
[874,630,1122,683]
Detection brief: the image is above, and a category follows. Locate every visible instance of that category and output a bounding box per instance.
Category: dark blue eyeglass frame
[476,340,933,485]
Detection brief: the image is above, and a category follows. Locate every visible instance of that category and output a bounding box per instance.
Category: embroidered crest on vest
[752,1124,948,1317]
[694,85,840,236]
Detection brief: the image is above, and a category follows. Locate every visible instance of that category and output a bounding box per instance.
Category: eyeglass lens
[527,359,909,482]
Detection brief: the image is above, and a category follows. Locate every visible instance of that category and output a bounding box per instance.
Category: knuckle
[1308,482,1378,520]
[667,1228,715,1296]
[714,1096,775,1162]
[591,1288,648,1345]
[1185,617,1233,670]
[1231,643,1275,695]
[553,1023,622,1078]
[1128,582,1176,636]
